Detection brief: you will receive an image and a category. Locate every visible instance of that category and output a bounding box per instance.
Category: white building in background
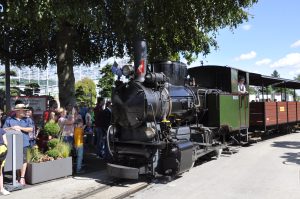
[0,57,131,97]
[249,94,295,102]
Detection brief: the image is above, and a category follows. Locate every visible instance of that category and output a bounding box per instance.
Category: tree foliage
[23,83,40,96]
[0,0,258,104]
[10,86,21,96]
[75,77,96,106]
[0,70,17,77]
[248,86,257,95]
[271,70,280,78]
[98,64,114,98]
[269,70,293,98]
[270,70,281,93]
[0,70,19,86]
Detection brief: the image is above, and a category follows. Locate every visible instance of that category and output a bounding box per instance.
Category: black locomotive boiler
[107,57,225,179]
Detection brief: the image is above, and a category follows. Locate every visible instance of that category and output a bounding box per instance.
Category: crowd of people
[0,96,112,195]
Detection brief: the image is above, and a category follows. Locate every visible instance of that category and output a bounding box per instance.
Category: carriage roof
[188,65,300,90]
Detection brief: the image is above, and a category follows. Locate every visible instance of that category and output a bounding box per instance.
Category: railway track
[72,178,149,199]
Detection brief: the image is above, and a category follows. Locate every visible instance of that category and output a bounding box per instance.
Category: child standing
[84,108,93,147]
[74,119,85,174]
[0,110,10,195]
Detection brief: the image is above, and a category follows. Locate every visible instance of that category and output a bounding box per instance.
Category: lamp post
[1,3,11,111]
[4,46,10,112]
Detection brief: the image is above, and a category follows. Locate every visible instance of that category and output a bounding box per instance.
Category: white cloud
[235,51,257,61]
[242,24,252,31]
[291,40,300,48]
[270,53,300,68]
[255,58,272,66]
[288,69,300,77]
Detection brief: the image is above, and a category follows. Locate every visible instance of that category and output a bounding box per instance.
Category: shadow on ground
[280,152,300,165]
[271,141,300,165]
[271,141,300,149]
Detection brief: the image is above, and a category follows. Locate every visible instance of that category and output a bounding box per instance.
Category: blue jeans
[76,145,84,172]
[63,136,74,146]
[29,139,36,148]
[95,127,105,157]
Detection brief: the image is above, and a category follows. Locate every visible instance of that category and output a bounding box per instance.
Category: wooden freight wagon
[249,102,277,131]
[249,73,300,133]
[287,102,297,123]
[277,102,287,124]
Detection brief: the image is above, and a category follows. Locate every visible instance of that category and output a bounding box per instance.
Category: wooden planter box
[25,157,72,184]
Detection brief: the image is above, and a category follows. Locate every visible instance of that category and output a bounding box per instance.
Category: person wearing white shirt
[238,76,247,94]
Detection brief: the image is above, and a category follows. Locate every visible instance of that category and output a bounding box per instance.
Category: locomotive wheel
[286,126,295,134]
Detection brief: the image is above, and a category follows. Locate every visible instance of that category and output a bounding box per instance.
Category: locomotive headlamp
[122,65,134,76]
[145,127,156,139]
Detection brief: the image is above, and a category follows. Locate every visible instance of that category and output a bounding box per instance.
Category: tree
[0,70,17,77]
[0,70,19,86]
[270,70,281,94]
[248,86,257,95]
[0,89,5,110]
[10,86,22,97]
[23,83,40,96]
[0,2,108,107]
[270,70,294,99]
[271,70,280,78]
[0,70,20,100]
[98,64,115,98]
[0,1,258,106]
[75,78,96,106]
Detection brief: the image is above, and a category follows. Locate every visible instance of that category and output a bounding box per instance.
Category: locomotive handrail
[148,103,160,143]
[107,125,114,157]
[112,140,166,146]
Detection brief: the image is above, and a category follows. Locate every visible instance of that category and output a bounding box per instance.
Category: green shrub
[44,121,60,137]
[28,139,72,162]
[47,138,60,150]
[46,149,60,159]
[55,142,72,158]
[27,147,43,163]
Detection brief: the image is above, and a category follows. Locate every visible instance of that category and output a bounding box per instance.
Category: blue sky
[189,0,300,80]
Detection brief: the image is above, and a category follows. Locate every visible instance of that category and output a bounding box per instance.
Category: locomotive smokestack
[134,40,147,82]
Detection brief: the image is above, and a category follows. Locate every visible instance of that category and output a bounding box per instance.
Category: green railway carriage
[206,93,249,131]
[188,65,250,143]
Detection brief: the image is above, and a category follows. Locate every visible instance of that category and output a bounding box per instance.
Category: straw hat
[14,103,28,111]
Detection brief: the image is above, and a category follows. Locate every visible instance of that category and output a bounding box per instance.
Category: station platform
[3,147,112,198]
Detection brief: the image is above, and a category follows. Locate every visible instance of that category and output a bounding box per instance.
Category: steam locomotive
[106,41,300,180]
[106,42,247,179]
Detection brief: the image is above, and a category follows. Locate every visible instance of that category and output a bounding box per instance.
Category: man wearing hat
[3,103,34,186]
